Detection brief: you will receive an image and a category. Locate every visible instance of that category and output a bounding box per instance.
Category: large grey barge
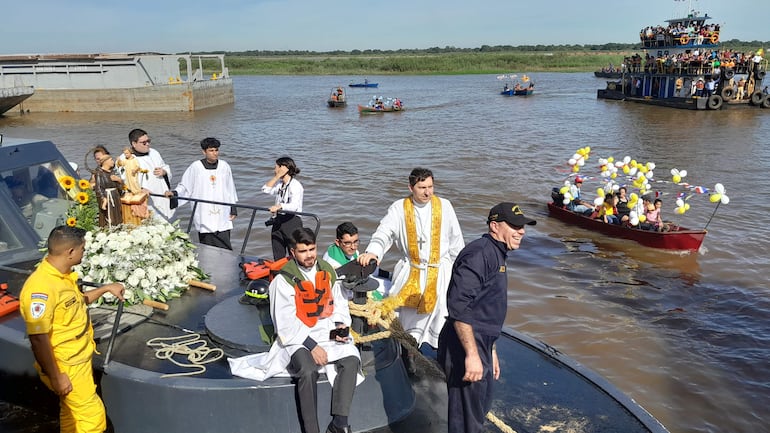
[0,53,234,112]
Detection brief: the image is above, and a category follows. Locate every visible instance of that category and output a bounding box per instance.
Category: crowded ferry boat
[598,6,769,110]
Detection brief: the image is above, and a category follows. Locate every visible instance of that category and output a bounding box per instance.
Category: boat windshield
[1,160,72,250]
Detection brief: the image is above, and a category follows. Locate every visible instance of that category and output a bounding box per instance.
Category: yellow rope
[146,333,224,378]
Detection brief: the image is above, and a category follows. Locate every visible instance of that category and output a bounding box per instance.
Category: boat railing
[148,193,320,256]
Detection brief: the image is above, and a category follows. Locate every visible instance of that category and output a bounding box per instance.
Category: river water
[1,73,768,433]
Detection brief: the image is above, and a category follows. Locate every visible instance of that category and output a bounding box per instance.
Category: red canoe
[547,202,707,252]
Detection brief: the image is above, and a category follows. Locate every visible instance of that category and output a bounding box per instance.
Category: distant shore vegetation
[198,41,769,75]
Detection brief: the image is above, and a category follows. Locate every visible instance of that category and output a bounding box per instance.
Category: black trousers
[438,323,497,433]
[271,214,302,260]
[287,348,359,433]
[198,230,232,250]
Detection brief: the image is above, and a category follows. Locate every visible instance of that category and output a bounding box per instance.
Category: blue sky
[2,0,768,55]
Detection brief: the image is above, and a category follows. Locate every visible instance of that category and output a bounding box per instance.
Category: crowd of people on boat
[559,177,669,232]
[639,19,720,48]
[11,130,537,433]
[623,49,765,77]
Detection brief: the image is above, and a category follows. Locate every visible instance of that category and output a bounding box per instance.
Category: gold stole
[398,195,442,314]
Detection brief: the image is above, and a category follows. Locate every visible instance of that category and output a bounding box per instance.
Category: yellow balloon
[639,215,647,223]
[560,186,570,194]
[710,194,721,203]
[610,172,617,179]
[630,159,638,167]
[623,165,630,174]
[597,188,605,197]
[573,165,580,173]
[677,207,686,214]
[585,146,591,153]
[672,175,681,183]
[607,156,614,163]
[685,203,690,210]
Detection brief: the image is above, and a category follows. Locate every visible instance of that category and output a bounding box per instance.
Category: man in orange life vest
[269,227,361,433]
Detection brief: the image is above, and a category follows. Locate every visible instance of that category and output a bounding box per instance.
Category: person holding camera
[262,156,304,260]
[265,228,361,433]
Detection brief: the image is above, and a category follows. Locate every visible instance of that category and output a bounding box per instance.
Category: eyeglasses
[137,139,151,145]
[340,240,360,247]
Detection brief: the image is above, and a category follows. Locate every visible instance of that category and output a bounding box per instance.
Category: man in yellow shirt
[20,226,124,433]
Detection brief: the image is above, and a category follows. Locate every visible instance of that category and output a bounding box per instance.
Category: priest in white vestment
[358,168,464,348]
[166,137,238,250]
[117,128,175,219]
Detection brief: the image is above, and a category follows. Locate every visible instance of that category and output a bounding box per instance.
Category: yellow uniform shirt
[20,259,95,366]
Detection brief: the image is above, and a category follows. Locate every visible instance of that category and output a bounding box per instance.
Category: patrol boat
[0,136,670,433]
[597,6,769,110]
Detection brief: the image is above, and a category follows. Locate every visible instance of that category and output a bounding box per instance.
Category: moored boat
[0,53,234,112]
[594,70,623,79]
[0,85,34,115]
[597,5,769,110]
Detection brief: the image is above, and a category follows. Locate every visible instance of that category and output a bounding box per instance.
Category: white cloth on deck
[228,261,363,385]
[174,159,238,234]
[117,148,174,219]
[364,197,464,348]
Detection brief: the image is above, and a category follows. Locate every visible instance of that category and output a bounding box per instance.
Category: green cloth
[326,244,356,266]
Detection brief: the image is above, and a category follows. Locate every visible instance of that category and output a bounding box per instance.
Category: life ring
[679,35,690,45]
[723,68,735,80]
[707,94,723,110]
[608,82,617,90]
[720,86,735,100]
[762,95,770,109]
[755,69,766,80]
[750,90,764,105]
[710,34,719,44]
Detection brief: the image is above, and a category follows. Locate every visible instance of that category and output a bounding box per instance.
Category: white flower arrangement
[74,217,207,305]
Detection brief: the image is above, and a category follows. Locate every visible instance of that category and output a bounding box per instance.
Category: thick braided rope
[146,333,224,378]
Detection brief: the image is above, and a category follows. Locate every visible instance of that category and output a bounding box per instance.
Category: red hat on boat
[574,176,583,183]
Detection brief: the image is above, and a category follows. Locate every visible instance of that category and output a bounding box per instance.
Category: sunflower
[66,217,77,227]
[75,192,89,204]
[59,176,76,190]
[78,179,91,190]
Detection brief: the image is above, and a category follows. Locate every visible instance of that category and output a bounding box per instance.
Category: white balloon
[577,159,585,166]
[569,158,577,165]
[680,170,687,177]
[721,195,730,204]
[629,167,638,176]
[623,156,631,164]
[564,180,571,186]
[646,171,654,179]
[631,216,639,226]
[676,198,684,207]
[715,183,725,194]
[594,197,604,206]
[670,168,678,175]
[563,198,571,205]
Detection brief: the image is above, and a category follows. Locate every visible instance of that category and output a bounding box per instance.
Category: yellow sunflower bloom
[78,179,91,190]
[59,176,76,190]
[76,192,89,204]
[66,217,77,227]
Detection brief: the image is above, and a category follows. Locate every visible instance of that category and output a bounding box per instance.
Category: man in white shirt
[166,138,238,249]
[117,129,175,219]
[357,168,464,349]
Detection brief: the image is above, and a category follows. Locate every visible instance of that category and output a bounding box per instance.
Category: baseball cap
[487,202,537,226]
[574,176,583,183]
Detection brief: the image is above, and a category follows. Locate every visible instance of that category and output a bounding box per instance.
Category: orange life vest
[280,260,336,327]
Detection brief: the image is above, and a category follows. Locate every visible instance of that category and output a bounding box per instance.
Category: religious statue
[93,153,124,227]
[116,147,150,224]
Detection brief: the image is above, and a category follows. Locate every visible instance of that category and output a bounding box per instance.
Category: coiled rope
[146,333,224,378]
[348,297,518,433]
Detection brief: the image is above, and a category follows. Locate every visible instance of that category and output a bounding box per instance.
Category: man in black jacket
[437,202,536,433]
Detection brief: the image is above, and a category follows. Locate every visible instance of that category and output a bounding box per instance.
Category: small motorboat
[327,86,347,107]
[348,80,378,88]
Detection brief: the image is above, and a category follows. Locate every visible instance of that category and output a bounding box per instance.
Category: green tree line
[195,41,768,75]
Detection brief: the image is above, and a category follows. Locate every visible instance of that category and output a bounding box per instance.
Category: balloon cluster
[671,168,687,184]
[709,183,730,204]
[568,147,591,173]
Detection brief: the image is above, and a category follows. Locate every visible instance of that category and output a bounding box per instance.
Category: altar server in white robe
[228,228,362,433]
[358,167,464,349]
[166,137,238,250]
[118,128,175,219]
